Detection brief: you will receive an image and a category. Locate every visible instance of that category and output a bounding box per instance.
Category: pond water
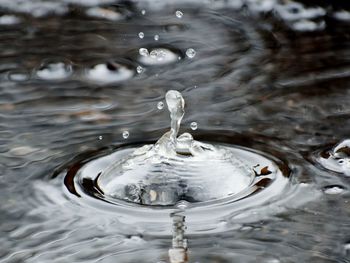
[0,0,350,262]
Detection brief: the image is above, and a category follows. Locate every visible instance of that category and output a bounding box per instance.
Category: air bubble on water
[275,3,325,21]
[87,62,134,83]
[333,10,350,21]
[122,130,129,139]
[138,32,144,39]
[186,48,196,58]
[292,20,325,32]
[141,10,146,15]
[8,71,30,82]
[139,48,178,66]
[176,201,189,210]
[157,101,164,110]
[190,122,198,130]
[175,10,183,18]
[154,34,159,41]
[150,49,166,60]
[86,7,123,21]
[139,48,149,57]
[37,62,72,80]
[323,185,345,195]
[0,15,20,25]
[136,66,144,74]
[344,243,350,256]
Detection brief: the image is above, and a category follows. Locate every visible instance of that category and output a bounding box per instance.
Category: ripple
[315,140,350,176]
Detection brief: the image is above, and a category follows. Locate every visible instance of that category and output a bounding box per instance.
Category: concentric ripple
[57,90,293,233]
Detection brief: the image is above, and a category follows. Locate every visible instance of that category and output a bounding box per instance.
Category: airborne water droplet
[190,122,198,130]
[138,32,144,39]
[136,66,144,74]
[98,136,103,140]
[141,10,146,15]
[139,48,149,57]
[123,131,129,139]
[154,34,159,41]
[157,101,164,110]
[175,10,183,18]
[186,48,196,58]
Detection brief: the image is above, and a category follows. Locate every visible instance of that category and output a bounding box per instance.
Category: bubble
[323,185,345,195]
[8,71,30,82]
[154,34,159,41]
[123,131,129,139]
[190,122,198,130]
[175,10,183,18]
[176,200,189,210]
[86,7,123,21]
[292,20,325,32]
[138,32,144,39]
[136,66,144,74]
[157,101,164,110]
[86,62,134,84]
[0,15,20,25]
[139,48,149,57]
[186,48,196,58]
[36,62,72,80]
[345,243,350,255]
[333,10,350,21]
[138,48,179,66]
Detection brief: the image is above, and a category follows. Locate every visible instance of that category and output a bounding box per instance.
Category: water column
[169,212,188,263]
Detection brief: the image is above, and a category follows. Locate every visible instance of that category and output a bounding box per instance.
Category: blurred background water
[0,0,350,262]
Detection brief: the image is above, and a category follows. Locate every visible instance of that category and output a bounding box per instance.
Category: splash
[96,90,254,205]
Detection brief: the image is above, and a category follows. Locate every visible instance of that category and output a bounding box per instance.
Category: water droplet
[157,101,164,110]
[123,131,129,139]
[175,10,183,18]
[186,48,196,59]
[154,34,159,41]
[138,32,144,39]
[190,122,198,130]
[139,48,149,57]
[136,66,144,74]
[141,9,146,15]
[98,136,103,140]
[323,185,345,195]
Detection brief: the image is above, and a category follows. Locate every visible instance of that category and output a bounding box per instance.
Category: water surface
[1,0,350,262]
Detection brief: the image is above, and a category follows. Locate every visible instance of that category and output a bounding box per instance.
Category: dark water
[1,0,350,262]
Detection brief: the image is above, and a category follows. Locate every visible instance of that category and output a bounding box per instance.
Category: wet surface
[1,0,350,262]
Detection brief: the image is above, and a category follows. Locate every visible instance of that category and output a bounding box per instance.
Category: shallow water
[1,0,350,262]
